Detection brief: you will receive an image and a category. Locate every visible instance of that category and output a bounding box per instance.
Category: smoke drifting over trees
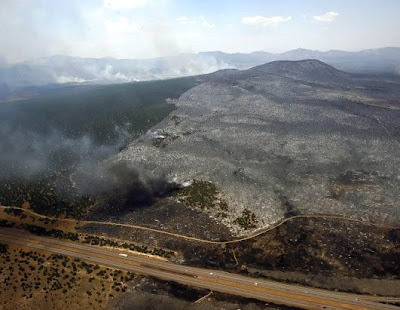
[0,124,129,180]
[75,161,179,214]
[0,77,195,217]
[0,120,176,216]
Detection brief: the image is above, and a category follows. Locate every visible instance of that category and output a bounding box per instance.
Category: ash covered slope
[119,60,400,233]
[250,59,351,86]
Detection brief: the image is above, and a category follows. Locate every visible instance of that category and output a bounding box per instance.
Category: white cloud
[176,16,195,25]
[199,16,215,28]
[103,0,148,10]
[176,15,215,28]
[313,12,339,22]
[242,15,292,27]
[105,17,139,33]
[201,20,214,28]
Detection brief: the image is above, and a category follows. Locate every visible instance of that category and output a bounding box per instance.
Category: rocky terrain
[119,60,400,234]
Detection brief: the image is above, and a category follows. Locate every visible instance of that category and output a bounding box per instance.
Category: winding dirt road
[1,205,399,245]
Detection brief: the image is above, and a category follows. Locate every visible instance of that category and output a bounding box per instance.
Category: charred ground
[1,60,400,307]
[120,59,400,232]
[79,216,400,296]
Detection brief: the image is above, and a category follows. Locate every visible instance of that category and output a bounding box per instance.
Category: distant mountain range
[200,47,400,74]
[1,47,400,99]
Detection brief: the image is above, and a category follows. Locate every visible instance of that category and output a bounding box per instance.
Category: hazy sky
[1,0,400,63]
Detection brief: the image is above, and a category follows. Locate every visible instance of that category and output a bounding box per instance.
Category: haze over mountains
[1,47,400,100]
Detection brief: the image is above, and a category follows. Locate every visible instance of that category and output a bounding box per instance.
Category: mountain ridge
[248,59,350,86]
[1,47,400,100]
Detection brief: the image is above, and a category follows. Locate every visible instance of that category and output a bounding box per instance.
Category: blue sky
[1,0,400,63]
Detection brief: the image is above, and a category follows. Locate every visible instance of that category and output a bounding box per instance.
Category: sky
[1,0,400,63]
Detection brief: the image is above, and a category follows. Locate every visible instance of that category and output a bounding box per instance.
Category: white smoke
[55,55,234,84]
[94,64,140,82]
[0,122,132,180]
[163,54,234,77]
[1,52,237,90]
[56,75,88,83]
[395,63,400,75]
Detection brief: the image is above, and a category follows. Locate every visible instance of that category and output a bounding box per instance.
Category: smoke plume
[0,123,130,180]
[75,161,179,214]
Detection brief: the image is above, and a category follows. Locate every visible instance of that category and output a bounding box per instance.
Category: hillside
[119,60,400,233]
[249,59,350,86]
[1,58,400,308]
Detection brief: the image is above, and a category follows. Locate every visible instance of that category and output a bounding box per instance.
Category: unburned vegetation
[0,243,134,310]
[0,77,197,219]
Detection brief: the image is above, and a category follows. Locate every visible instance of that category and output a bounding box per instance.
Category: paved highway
[0,229,398,310]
